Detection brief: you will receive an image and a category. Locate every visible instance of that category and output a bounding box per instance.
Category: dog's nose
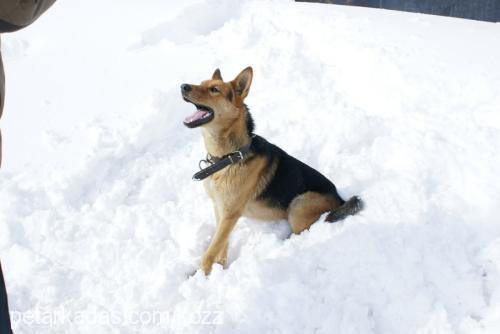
[181,84,191,93]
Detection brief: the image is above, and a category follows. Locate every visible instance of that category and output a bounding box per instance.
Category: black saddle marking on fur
[251,134,344,210]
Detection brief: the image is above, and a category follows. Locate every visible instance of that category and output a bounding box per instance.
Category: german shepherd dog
[181,67,362,274]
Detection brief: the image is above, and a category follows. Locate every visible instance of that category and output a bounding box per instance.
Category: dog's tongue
[184,109,208,123]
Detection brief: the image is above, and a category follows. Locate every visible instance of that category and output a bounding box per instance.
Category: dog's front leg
[211,206,228,266]
[214,242,229,267]
[201,213,239,275]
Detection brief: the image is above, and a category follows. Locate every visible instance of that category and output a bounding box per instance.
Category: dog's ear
[212,68,223,81]
[232,66,253,99]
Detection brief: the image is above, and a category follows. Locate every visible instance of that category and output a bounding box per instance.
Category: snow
[1,0,500,333]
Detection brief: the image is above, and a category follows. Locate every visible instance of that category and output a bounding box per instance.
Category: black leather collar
[193,139,253,181]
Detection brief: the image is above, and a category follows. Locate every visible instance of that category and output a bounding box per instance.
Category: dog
[181,67,362,274]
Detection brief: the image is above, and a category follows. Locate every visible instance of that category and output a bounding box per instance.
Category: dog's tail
[325,196,363,223]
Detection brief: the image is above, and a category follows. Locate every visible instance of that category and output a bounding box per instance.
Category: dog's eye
[209,86,220,93]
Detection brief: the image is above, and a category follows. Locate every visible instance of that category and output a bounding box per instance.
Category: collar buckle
[229,150,244,163]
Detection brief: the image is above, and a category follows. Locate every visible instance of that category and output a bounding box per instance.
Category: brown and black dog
[181,67,362,274]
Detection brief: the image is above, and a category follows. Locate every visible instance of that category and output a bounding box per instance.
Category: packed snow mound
[1,0,500,333]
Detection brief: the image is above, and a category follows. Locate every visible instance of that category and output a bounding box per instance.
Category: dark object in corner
[0,263,12,334]
[296,0,500,22]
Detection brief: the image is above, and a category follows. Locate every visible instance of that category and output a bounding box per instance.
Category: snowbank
[1,0,500,333]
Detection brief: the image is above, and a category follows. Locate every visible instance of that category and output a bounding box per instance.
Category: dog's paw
[214,256,227,267]
[201,255,215,275]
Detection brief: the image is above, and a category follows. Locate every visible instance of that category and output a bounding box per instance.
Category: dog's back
[246,134,362,224]
[252,135,343,208]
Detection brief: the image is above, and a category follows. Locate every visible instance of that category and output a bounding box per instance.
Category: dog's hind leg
[288,192,341,234]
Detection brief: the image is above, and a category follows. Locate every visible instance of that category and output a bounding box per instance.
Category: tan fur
[288,192,342,234]
[243,200,287,221]
[184,67,340,274]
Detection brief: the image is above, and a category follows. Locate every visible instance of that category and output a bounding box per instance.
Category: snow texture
[1,0,500,333]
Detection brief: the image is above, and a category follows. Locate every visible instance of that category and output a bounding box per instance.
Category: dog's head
[181,67,253,129]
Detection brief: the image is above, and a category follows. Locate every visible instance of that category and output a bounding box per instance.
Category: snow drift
[1,0,500,333]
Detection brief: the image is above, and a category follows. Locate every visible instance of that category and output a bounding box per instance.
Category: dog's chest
[202,155,269,209]
[203,165,244,196]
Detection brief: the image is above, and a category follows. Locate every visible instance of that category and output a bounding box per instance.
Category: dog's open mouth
[183,99,214,128]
